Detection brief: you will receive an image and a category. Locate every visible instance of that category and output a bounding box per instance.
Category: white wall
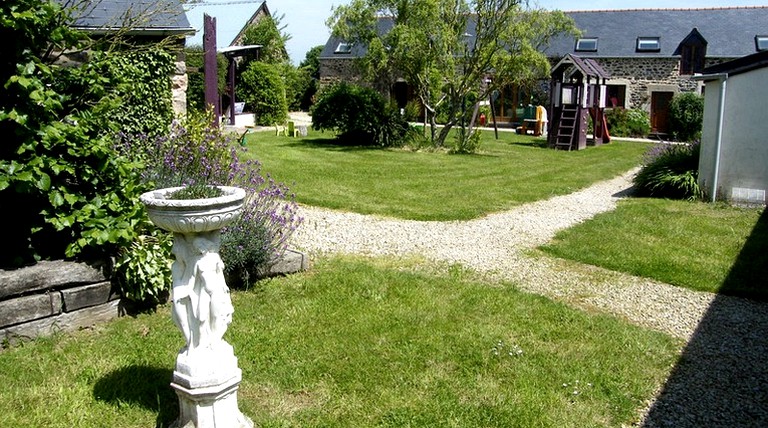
[698,66,768,203]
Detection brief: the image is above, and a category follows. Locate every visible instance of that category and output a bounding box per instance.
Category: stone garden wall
[0,251,309,347]
[0,260,120,347]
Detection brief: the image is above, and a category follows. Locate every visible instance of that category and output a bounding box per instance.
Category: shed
[694,50,768,204]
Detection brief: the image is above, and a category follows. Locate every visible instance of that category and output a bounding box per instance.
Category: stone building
[544,7,768,135]
[319,6,768,134]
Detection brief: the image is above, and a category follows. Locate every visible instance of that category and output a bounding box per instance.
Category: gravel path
[289,168,768,427]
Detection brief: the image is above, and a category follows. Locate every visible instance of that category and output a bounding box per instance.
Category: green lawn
[0,256,680,427]
[243,129,649,220]
[539,198,768,300]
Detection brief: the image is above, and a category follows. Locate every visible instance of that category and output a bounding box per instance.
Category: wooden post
[203,14,219,125]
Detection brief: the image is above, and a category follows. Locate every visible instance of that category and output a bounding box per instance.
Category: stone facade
[172,49,189,115]
[591,57,729,110]
[320,57,367,89]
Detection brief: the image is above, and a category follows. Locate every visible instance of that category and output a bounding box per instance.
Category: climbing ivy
[0,0,176,266]
[106,48,175,137]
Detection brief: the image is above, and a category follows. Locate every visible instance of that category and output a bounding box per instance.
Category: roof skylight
[756,35,768,51]
[575,38,598,52]
[335,42,354,54]
[636,37,661,52]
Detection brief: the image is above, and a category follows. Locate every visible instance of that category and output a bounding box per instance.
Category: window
[575,38,598,52]
[606,85,626,108]
[636,37,661,52]
[756,35,768,51]
[334,42,353,54]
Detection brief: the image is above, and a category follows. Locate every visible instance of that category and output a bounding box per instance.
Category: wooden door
[651,91,673,134]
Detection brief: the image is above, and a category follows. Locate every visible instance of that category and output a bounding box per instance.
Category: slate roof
[61,0,192,35]
[321,7,768,60]
[544,7,768,59]
[320,17,395,59]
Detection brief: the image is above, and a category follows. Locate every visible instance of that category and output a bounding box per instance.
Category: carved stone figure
[170,232,234,356]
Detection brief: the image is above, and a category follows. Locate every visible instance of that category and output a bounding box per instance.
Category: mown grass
[0,256,681,427]
[242,129,649,220]
[539,198,768,300]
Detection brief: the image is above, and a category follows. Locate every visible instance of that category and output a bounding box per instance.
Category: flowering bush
[116,111,302,293]
[633,141,702,200]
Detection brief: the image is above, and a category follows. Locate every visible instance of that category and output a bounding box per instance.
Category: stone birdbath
[140,185,252,428]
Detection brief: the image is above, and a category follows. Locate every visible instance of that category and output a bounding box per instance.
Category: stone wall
[319,58,361,89]
[0,260,121,347]
[171,49,188,115]
[589,57,729,110]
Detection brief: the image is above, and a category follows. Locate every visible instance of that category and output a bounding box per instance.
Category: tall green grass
[0,256,680,427]
[243,130,649,220]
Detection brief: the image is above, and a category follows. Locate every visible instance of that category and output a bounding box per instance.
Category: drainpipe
[694,72,729,202]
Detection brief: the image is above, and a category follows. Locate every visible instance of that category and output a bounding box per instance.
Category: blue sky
[184,0,764,65]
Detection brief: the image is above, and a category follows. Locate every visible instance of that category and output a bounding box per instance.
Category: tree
[0,0,181,266]
[300,45,324,80]
[328,0,578,147]
[295,45,324,110]
[237,61,288,126]
[240,13,290,64]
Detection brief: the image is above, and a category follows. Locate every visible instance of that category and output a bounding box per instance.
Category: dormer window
[575,37,598,52]
[675,28,707,75]
[637,37,661,52]
[756,35,768,51]
[334,42,353,54]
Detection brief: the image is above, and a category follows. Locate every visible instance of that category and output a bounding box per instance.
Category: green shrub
[237,61,288,126]
[404,100,422,122]
[605,108,650,137]
[113,232,173,305]
[668,92,704,142]
[451,127,482,154]
[0,0,154,266]
[633,142,702,200]
[311,82,409,146]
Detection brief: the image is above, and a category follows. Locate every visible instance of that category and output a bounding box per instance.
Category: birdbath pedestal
[140,186,252,428]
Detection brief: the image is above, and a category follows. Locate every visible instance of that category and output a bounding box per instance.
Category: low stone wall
[0,260,120,347]
[0,250,309,347]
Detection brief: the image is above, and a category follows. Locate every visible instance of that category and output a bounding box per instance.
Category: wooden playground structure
[548,54,611,150]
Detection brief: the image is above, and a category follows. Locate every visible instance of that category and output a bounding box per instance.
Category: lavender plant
[633,141,702,200]
[116,111,302,291]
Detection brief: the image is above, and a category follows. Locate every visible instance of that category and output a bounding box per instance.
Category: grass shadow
[507,139,551,149]
[94,365,177,427]
[262,136,385,153]
[719,207,768,300]
[642,207,768,426]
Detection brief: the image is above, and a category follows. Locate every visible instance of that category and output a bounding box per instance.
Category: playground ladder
[554,105,578,150]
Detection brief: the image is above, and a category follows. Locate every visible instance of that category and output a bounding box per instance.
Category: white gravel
[289,167,768,426]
